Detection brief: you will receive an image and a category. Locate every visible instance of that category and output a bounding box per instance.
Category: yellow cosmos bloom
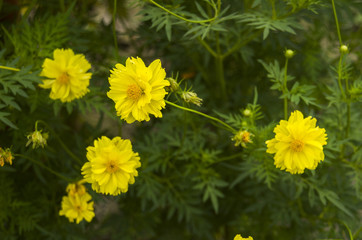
[39,48,92,102]
[66,180,87,197]
[81,136,141,196]
[234,234,253,240]
[59,193,94,224]
[266,110,327,174]
[107,57,170,123]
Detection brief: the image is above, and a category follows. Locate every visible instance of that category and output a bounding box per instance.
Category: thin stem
[337,54,346,99]
[271,0,277,20]
[148,0,218,24]
[165,100,237,133]
[346,102,350,138]
[197,37,217,57]
[36,120,83,165]
[14,154,73,182]
[113,0,120,62]
[331,0,342,45]
[208,152,244,166]
[222,30,263,58]
[215,32,226,98]
[0,65,20,72]
[283,58,289,120]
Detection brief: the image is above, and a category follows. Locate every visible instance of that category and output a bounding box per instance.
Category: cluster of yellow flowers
[59,180,95,224]
[37,48,328,229]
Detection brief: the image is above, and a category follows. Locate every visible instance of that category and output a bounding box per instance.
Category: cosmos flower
[81,136,141,196]
[107,57,170,123]
[59,192,94,224]
[39,48,92,102]
[266,110,327,174]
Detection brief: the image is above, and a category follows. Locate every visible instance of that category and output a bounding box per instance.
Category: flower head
[181,91,203,106]
[266,110,327,174]
[232,130,254,148]
[0,147,13,167]
[107,57,170,123]
[39,48,92,102]
[234,234,253,240]
[26,130,48,149]
[59,192,95,224]
[81,136,141,196]
[66,180,87,197]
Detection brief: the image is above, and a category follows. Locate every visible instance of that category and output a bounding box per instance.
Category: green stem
[14,154,73,182]
[346,102,350,138]
[283,58,289,120]
[208,152,244,166]
[222,30,263,58]
[197,37,217,57]
[113,0,120,62]
[36,120,83,165]
[148,0,218,24]
[271,0,277,20]
[215,55,226,98]
[0,65,20,72]
[165,100,237,133]
[337,54,346,99]
[331,0,342,45]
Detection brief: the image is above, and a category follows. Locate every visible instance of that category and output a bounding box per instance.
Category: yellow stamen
[127,84,143,100]
[106,160,119,173]
[58,72,70,84]
[290,139,304,152]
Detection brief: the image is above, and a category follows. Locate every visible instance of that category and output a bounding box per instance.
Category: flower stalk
[165,100,236,133]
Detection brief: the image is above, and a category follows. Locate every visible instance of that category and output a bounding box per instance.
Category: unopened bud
[26,130,48,149]
[284,49,295,59]
[340,45,348,54]
[181,91,203,106]
[231,130,254,148]
[0,147,14,167]
[166,78,180,92]
[243,109,251,117]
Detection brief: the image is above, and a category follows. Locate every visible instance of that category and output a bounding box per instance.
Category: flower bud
[340,45,348,54]
[0,147,14,167]
[181,91,203,106]
[231,130,254,148]
[284,49,295,59]
[243,109,251,117]
[166,77,180,92]
[26,130,49,149]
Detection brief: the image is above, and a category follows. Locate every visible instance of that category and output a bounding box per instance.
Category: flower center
[58,72,70,84]
[106,160,119,173]
[242,132,251,143]
[127,84,143,101]
[290,139,304,152]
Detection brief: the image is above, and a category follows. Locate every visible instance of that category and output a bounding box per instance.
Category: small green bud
[26,130,49,149]
[181,91,203,107]
[284,49,295,59]
[166,77,180,92]
[243,109,251,117]
[340,45,348,54]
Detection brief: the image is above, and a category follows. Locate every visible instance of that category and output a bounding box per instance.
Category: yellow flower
[59,192,94,224]
[39,48,92,102]
[266,110,327,174]
[234,234,253,240]
[81,136,141,196]
[107,57,170,123]
[0,147,14,167]
[232,130,254,148]
[66,180,87,197]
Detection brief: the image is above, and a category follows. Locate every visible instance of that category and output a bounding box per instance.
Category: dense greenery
[0,0,361,239]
